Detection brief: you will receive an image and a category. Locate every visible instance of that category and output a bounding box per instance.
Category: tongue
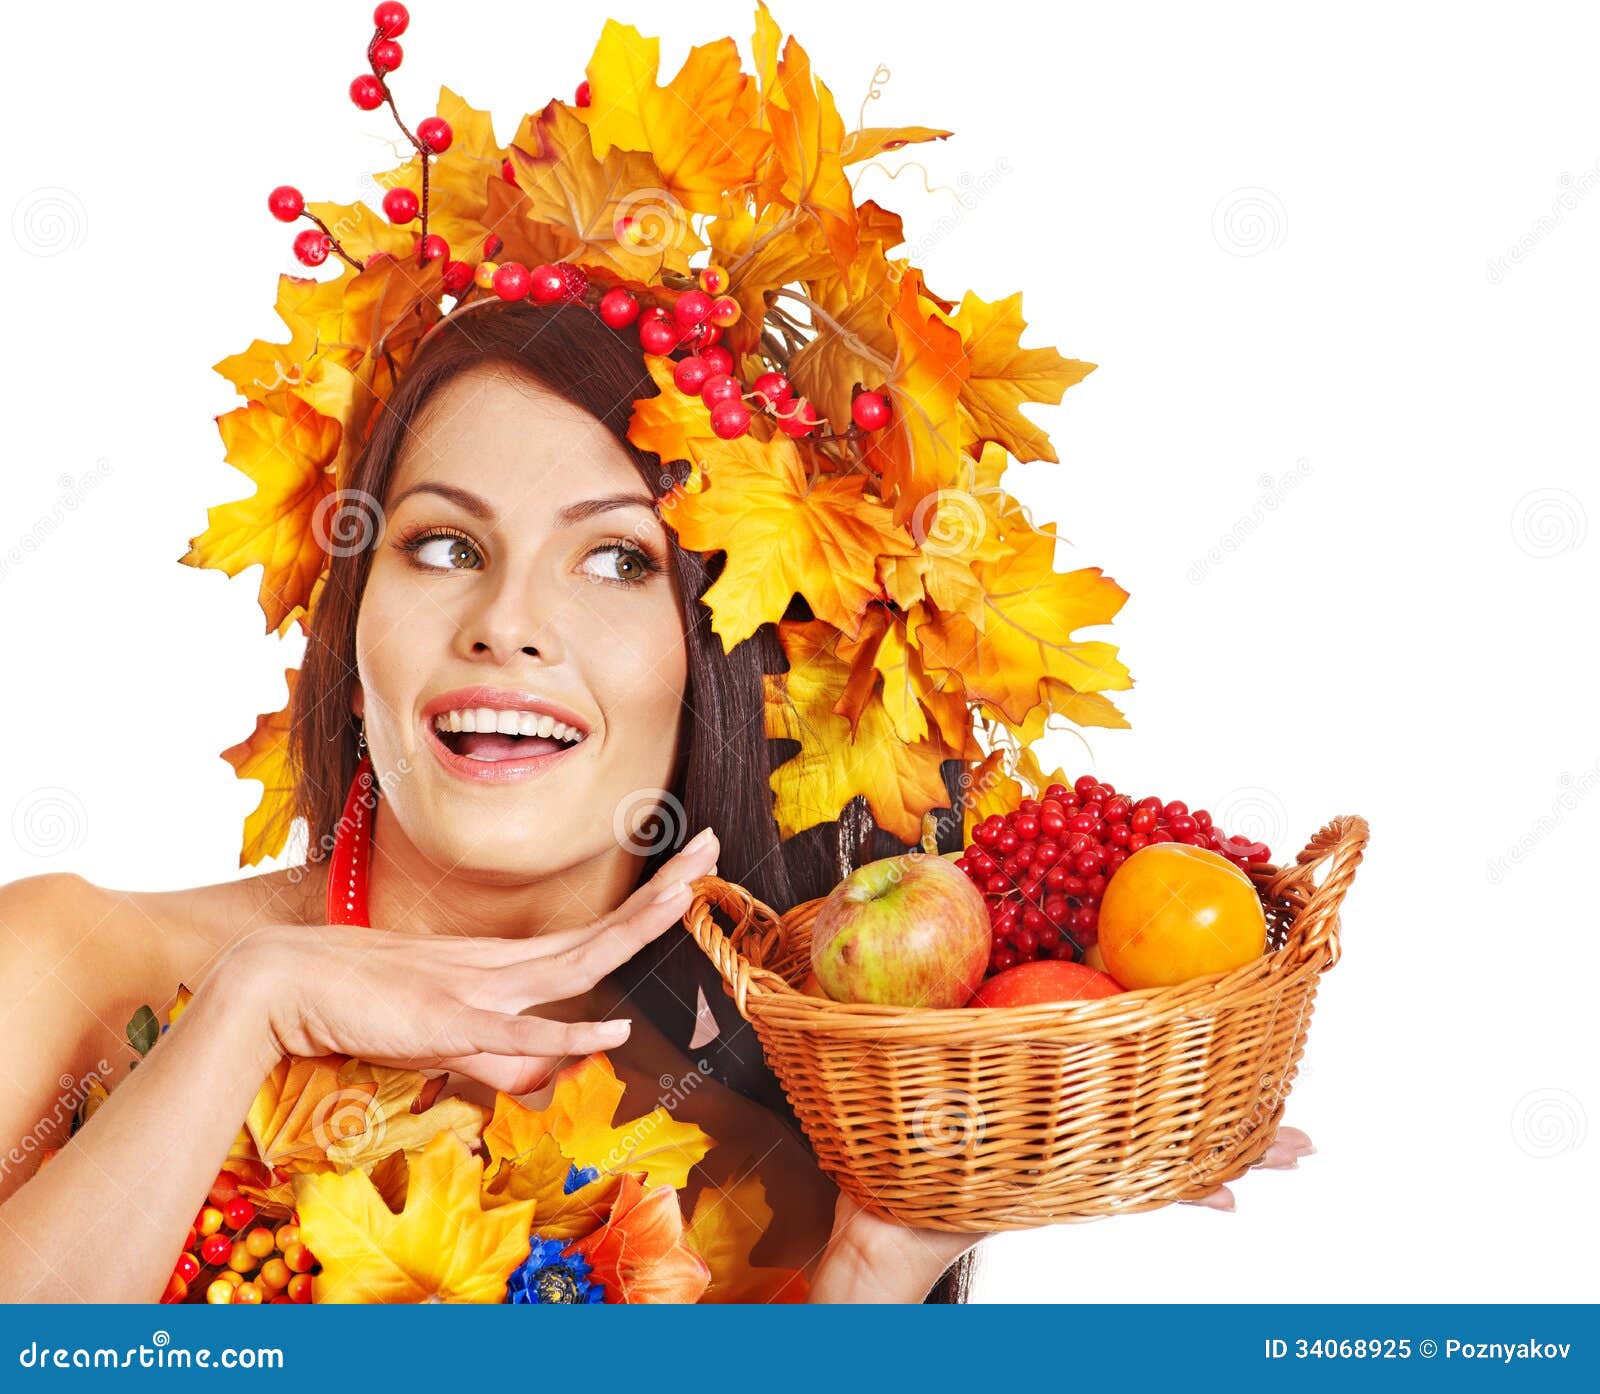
[455,732,566,761]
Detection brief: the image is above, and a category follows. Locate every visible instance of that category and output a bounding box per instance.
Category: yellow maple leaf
[506,100,704,280]
[764,619,968,841]
[482,1053,711,1192]
[909,543,1132,728]
[949,290,1096,464]
[658,430,914,650]
[579,21,770,215]
[625,353,721,486]
[182,396,340,634]
[684,1171,807,1303]
[219,669,298,868]
[294,1129,533,1304]
[832,604,972,753]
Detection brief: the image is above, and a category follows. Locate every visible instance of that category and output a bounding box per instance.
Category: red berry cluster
[267,5,460,275]
[162,1168,320,1305]
[954,775,1273,976]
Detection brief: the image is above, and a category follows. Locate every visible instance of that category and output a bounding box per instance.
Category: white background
[2,0,1595,1301]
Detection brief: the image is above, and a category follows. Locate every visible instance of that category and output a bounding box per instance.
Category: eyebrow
[387,482,658,527]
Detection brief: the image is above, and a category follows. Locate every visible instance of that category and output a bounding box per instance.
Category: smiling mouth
[429,710,587,763]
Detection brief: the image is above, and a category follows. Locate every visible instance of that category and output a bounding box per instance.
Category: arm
[0,877,281,1305]
[0,890,281,1302]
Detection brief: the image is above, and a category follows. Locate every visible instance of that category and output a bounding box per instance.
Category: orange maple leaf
[563,1173,711,1304]
[219,668,298,868]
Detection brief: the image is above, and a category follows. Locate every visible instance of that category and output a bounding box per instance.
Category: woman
[0,300,1311,1303]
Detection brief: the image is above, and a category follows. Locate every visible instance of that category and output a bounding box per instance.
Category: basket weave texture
[682,814,1368,1231]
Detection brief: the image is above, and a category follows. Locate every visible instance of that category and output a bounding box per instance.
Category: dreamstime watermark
[12,186,88,257]
[1509,1087,1587,1158]
[10,786,88,860]
[1485,759,1600,882]
[612,787,689,857]
[17,1334,284,1371]
[312,489,386,558]
[1212,187,1287,257]
[1,1061,112,1180]
[910,1088,987,1158]
[1211,786,1290,853]
[287,754,413,884]
[0,460,114,586]
[1510,487,1586,558]
[613,186,691,258]
[313,1087,387,1162]
[1485,160,1600,282]
[1188,1070,1285,1185]
[1186,458,1314,584]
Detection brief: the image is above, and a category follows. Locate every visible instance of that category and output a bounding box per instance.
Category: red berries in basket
[954,775,1273,977]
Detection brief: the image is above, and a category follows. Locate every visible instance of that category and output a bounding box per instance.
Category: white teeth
[430,707,585,743]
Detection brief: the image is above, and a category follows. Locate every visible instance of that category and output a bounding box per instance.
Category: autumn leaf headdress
[186,0,1132,867]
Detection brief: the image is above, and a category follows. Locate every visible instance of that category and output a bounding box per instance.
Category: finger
[1256,1135,1303,1169]
[436,1052,564,1096]
[1182,1184,1236,1212]
[459,1007,632,1059]
[1274,1124,1315,1156]
[509,883,701,1003]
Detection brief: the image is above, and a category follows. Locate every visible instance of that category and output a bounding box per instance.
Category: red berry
[778,398,819,437]
[267,185,304,222]
[373,1,409,37]
[292,229,330,266]
[710,400,751,439]
[223,1197,255,1230]
[638,318,680,355]
[417,117,453,154]
[598,288,640,328]
[529,263,567,303]
[350,74,385,110]
[699,345,735,377]
[492,261,531,300]
[751,371,792,410]
[370,39,403,75]
[575,79,592,107]
[1045,783,1070,801]
[442,260,473,295]
[851,390,891,431]
[1073,776,1098,798]
[419,233,449,263]
[673,289,714,327]
[381,187,419,224]
[992,948,1019,973]
[700,373,743,410]
[673,356,713,395]
[1012,814,1039,842]
[175,1252,201,1283]
[200,1233,233,1266]
[1163,801,1189,820]
[556,263,589,299]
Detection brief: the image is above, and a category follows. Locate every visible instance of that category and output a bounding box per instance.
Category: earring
[355,718,368,760]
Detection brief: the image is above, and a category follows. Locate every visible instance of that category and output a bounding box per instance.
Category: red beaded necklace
[325,754,377,927]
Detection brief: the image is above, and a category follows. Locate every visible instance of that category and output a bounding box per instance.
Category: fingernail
[599,1018,631,1042]
[653,879,690,905]
[682,828,716,856]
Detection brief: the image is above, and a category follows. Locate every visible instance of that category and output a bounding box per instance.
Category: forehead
[391,363,643,505]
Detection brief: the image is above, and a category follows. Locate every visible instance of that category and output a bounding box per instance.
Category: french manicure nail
[600,1018,632,1040]
[653,879,689,904]
[683,827,715,855]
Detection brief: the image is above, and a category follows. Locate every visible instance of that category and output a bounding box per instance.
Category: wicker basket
[682,814,1368,1231]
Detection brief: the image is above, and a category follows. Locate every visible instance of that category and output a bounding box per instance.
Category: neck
[363,797,645,942]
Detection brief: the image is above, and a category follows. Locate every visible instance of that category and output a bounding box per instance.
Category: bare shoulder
[0,863,325,1203]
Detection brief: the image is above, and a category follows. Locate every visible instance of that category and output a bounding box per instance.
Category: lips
[420,686,593,785]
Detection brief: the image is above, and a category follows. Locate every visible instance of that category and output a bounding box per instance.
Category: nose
[455,571,563,667]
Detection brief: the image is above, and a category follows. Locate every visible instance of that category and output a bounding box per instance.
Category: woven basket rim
[682,813,1368,1033]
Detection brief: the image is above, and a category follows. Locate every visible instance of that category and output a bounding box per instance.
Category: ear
[350,684,365,720]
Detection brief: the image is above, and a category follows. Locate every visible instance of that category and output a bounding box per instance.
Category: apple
[809,852,990,1007]
[967,959,1124,1007]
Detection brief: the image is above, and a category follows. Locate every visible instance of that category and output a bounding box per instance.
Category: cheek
[354,562,449,716]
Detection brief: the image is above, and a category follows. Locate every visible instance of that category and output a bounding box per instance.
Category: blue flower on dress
[562,1162,601,1194]
[505,1236,606,1304]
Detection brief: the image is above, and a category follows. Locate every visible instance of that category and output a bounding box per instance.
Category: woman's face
[352,362,688,882]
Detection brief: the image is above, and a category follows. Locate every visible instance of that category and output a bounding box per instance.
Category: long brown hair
[288,297,975,1302]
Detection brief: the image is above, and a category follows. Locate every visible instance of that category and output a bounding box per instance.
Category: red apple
[809,853,990,1007]
[967,959,1124,1008]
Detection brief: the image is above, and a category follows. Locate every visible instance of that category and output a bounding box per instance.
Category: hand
[808,1122,1316,1302]
[218,829,721,1095]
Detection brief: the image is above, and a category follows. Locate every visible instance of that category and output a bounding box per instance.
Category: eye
[399,527,483,571]
[580,539,662,586]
